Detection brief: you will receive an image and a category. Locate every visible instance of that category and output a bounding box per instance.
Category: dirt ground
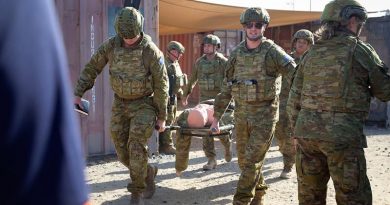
[86,126,390,205]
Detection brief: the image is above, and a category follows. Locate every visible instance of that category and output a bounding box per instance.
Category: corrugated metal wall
[364,16,390,125]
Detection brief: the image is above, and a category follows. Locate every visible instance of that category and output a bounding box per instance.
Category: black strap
[124,0,141,9]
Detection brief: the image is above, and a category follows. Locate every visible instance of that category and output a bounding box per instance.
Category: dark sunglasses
[245,22,263,29]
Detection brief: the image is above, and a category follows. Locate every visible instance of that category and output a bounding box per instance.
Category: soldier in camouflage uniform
[275,29,314,179]
[159,41,186,155]
[73,7,168,205]
[287,1,390,204]
[181,34,232,171]
[210,7,296,205]
[290,29,314,61]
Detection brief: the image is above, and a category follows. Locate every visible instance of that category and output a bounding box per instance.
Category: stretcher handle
[155,124,234,132]
[154,125,181,130]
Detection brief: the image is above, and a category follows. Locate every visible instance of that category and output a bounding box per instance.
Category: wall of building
[55,0,159,156]
[363,16,390,124]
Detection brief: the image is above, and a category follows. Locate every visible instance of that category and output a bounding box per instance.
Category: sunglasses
[244,22,263,29]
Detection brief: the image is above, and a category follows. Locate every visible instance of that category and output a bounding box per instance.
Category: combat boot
[130,192,144,205]
[202,158,217,170]
[224,143,232,162]
[280,166,293,179]
[250,191,265,205]
[159,145,176,155]
[144,165,158,199]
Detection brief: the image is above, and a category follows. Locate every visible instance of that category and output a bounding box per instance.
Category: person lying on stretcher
[175,100,234,176]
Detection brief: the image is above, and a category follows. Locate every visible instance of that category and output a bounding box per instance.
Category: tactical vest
[197,54,225,99]
[166,58,187,97]
[109,38,152,99]
[300,36,370,112]
[231,40,281,103]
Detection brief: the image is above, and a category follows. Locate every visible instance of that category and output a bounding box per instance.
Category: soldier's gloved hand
[156,120,166,132]
[210,119,220,134]
[181,96,189,106]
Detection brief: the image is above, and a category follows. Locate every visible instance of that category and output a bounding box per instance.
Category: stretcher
[148,124,235,157]
[165,124,234,138]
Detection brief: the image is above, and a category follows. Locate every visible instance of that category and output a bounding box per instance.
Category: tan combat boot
[250,191,265,205]
[159,145,176,155]
[130,192,144,205]
[202,158,217,170]
[279,166,293,179]
[143,165,158,199]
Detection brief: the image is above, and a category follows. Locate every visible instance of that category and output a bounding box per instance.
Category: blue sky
[198,0,390,17]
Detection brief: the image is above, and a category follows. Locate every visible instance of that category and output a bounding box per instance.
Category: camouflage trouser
[175,109,233,172]
[110,96,157,193]
[233,105,277,205]
[274,106,295,168]
[296,138,372,205]
[159,104,177,147]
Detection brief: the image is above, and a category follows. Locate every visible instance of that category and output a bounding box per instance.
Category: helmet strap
[245,30,263,41]
[168,50,180,61]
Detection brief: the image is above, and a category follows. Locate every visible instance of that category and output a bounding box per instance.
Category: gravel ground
[86,126,390,205]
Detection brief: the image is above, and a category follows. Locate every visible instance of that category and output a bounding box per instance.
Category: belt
[114,94,146,103]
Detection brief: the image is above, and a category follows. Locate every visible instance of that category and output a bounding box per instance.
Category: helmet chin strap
[245,31,262,41]
[168,50,180,61]
[356,22,364,37]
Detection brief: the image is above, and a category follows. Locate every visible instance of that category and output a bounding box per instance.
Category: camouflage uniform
[275,29,314,178]
[183,35,227,101]
[213,8,296,204]
[182,34,231,168]
[159,41,186,153]
[274,56,296,172]
[287,1,390,204]
[175,105,234,172]
[74,7,168,198]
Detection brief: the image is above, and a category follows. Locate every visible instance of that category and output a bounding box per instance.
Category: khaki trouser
[296,138,372,205]
[274,103,296,168]
[110,96,156,193]
[159,104,177,147]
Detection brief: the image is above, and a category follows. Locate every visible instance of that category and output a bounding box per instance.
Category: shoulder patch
[158,56,165,66]
[282,53,295,67]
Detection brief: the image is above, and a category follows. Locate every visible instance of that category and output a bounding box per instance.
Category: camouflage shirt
[74,33,169,120]
[287,31,390,147]
[165,56,184,99]
[277,52,301,107]
[184,52,228,101]
[214,38,296,120]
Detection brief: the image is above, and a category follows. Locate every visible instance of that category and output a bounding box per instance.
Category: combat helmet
[321,0,367,25]
[167,41,185,54]
[114,7,144,39]
[292,29,314,45]
[203,34,221,49]
[240,7,270,25]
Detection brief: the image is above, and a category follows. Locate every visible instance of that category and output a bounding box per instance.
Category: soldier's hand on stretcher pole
[155,120,166,132]
[181,96,189,106]
[210,119,220,134]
